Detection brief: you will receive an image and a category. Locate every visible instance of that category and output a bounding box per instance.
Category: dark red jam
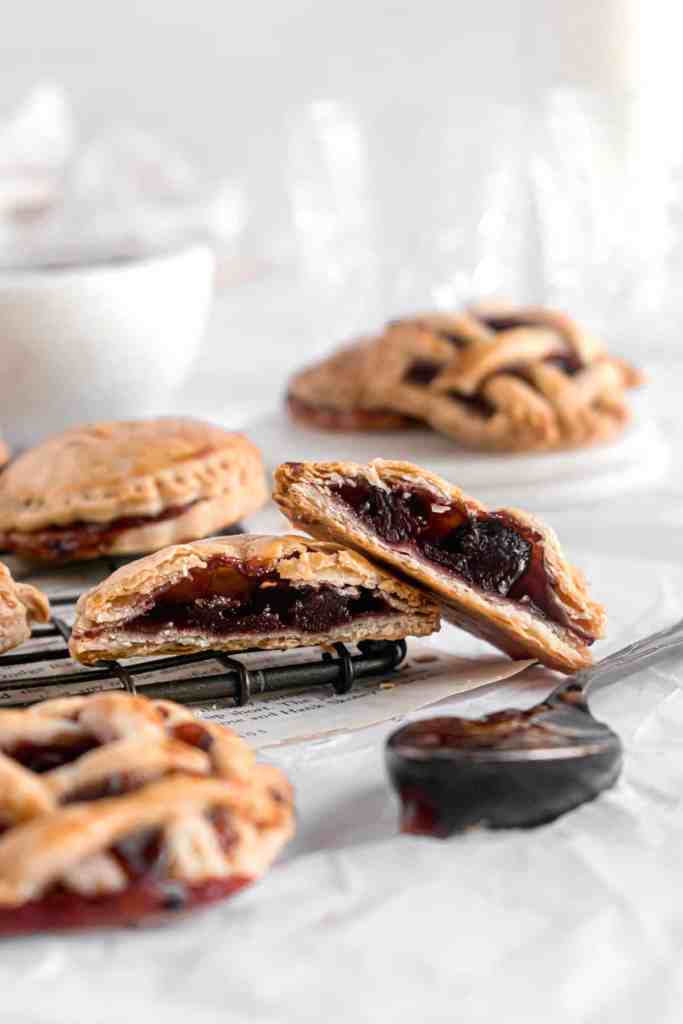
[0,876,251,935]
[391,709,568,754]
[328,479,588,640]
[330,481,530,596]
[122,563,393,637]
[8,737,100,774]
[2,500,200,562]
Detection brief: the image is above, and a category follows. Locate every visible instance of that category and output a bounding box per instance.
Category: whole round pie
[0,418,268,562]
[285,303,644,451]
[0,561,50,654]
[0,692,294,934]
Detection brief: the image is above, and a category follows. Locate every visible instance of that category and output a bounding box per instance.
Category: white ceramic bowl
[0,244,215,451]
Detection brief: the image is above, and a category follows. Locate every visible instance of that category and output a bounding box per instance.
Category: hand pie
[0,561,50,654]
[0,418,267,562]
[273,460,606,673]
[0,692,294,934]
[287,338,414,432]
[286,304,643,451]
[69,534,440,665]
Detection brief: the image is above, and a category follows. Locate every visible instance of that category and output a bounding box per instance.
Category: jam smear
[4,500,200,562]
[329,480,579,634]
[124,566,392,637]
[0,876,251,935]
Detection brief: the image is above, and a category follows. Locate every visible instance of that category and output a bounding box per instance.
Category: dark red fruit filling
[3,500,200,562]
[404,361,442,386]
[331,481,531,595]
[0,807,246,934]
[329,480,582,636]
[123,562,393,637]
[8,737,100,774]
[0,875,251,935]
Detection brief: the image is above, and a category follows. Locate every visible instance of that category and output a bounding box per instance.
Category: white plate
[248,401,669,511]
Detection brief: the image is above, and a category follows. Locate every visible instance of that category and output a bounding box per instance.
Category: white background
[0,1,653,259]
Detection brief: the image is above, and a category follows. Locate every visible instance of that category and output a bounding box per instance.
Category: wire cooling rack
[0,550,408,709]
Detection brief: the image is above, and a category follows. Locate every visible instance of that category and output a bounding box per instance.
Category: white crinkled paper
[3,545,683,1024]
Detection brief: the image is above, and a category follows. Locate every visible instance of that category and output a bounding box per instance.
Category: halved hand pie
[0,692,294,934]
[69,534,440,665]
[0,561,50,654]
[274,460,606,673]
[0,418,267,562]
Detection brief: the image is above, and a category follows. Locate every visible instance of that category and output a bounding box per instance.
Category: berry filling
[329,480,586,638]
[119,559,394,638]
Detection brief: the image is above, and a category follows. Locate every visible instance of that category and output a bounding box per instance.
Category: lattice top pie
[0,692,294,934]
[287,302,643,451]
[0,418,267,562]
[0,561,50,654]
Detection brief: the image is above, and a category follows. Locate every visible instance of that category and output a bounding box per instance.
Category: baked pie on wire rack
[274,459,605,673]
[0,418,267,562]
[69,533,439,665]
[286,303,643,451]
[0,692,294,934]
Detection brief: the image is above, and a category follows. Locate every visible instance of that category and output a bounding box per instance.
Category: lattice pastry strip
[0,692,294,932]
[286,303,643,452]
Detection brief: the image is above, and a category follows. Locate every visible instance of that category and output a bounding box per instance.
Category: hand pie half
[69,534,440,665]
[273,459,606,673]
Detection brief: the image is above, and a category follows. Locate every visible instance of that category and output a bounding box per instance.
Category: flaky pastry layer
[69,533,440,664]
[273,459,606,673]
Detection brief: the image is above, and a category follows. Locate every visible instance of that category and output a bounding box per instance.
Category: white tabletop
[4,320,681,1024]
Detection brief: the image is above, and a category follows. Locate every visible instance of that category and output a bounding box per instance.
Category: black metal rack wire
[0,589,408,710]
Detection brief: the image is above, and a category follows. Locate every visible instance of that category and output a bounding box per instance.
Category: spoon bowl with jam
[387,619,683,834]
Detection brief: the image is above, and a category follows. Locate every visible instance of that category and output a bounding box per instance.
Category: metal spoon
[386,619,683,834]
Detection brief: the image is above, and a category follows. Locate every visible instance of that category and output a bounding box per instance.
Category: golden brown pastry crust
[0,692,294,916]
[273,459,606,673]
[285,304,643,451]
[287,339,414,431]
[69,533,440,664]
[0,418,267,559]
[0,561,50,654]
